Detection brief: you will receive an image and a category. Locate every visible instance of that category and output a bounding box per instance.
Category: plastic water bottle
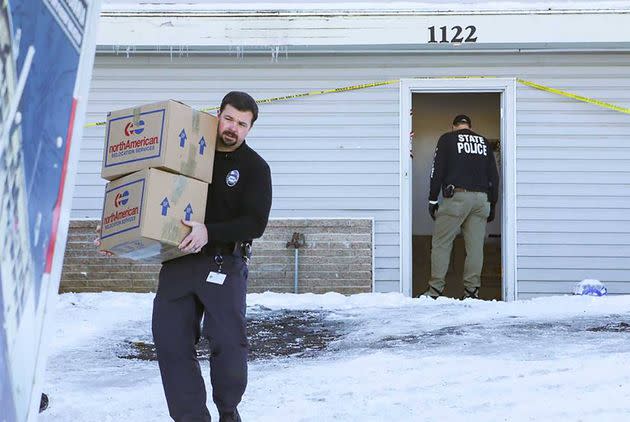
[573,279,608,296]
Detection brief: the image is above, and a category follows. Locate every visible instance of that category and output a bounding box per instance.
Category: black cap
[452,114,471,126]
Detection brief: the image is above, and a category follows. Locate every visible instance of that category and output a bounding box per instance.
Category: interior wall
[412,93,501,235]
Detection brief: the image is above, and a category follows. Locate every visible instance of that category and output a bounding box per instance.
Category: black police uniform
[429,128,499,205]
[426,127,499,299]
[152,141,272,421]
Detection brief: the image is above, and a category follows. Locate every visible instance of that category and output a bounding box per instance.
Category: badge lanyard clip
[214,254,224,273]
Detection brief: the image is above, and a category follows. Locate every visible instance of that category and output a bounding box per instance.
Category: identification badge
[206,271,226,285]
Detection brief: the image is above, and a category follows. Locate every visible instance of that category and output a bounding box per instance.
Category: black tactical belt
[454,187,485,193]
[204,242,251,258]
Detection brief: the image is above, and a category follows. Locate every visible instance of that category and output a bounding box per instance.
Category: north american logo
[124,119,145,136]
[114,190,130,207]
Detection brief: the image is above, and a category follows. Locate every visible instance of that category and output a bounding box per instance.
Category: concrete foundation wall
[60,218,374,294]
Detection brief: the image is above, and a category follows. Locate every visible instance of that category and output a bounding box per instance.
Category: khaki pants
[428,191,491,294]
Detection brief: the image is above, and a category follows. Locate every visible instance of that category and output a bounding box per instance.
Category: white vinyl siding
[75,52,630,295]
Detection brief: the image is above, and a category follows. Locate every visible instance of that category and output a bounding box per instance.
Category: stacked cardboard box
[98,100,217,262]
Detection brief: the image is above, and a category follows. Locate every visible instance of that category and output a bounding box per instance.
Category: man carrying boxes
[98,99,218,262]
[95,92,272,422]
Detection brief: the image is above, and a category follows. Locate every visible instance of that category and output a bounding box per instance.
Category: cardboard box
[99,168,208,263]
[101,100,217,183]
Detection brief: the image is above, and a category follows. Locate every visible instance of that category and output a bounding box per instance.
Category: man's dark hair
[219,91,259,125]
[452,114,471,127]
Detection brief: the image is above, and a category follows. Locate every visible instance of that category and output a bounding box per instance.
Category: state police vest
[456,133,488,156]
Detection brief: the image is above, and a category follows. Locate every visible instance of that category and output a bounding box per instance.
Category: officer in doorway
[424,114,499,300]
[97,91,272,421]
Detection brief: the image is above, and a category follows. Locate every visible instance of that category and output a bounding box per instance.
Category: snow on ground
[41,292,630,421]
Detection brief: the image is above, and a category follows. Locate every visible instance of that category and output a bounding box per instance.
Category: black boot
[462,287,479,300]
[422,285,443,300]
[39,393,49,413]
[219,410,241,422]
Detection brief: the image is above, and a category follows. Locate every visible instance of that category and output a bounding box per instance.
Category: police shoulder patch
[226,169,240,187]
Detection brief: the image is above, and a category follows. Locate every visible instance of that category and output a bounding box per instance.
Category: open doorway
[411,93,502,300]
[400,77,518,301]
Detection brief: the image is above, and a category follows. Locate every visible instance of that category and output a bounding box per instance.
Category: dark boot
[422,285,443,300]
[462,287,479,300]
[219,410,241,422]
[39,393,49,413]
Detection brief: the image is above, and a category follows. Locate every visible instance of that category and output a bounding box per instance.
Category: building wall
[60,219,373,293]
[72,51,630,297]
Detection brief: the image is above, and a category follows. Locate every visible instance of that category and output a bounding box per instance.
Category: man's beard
[219,130,238,147]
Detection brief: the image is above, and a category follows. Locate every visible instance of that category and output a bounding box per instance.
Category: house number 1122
[428,25,478,43]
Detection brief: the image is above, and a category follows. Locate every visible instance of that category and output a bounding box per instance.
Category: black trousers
[152,252,248,421]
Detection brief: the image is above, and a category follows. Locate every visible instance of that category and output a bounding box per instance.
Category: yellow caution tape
[84,79,399,128]
[85,120,107,128]
[84,77,629,128]
[237,79,400,109]
[516,78,630,115]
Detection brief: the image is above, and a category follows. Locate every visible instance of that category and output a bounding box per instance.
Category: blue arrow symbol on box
[161,197,170,216]
[184,203,193,221]
[179,129,187,147]
[199,137,206,155]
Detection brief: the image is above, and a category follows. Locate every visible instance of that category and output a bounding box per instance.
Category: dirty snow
[40,292,630,421]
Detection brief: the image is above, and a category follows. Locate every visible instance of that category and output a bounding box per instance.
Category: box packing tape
[132,107,141,125]
[180,147,197,176]
[192,109,200,133]
[161,218,186,244]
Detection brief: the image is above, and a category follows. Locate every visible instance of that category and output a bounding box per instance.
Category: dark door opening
[411,93,503,300]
